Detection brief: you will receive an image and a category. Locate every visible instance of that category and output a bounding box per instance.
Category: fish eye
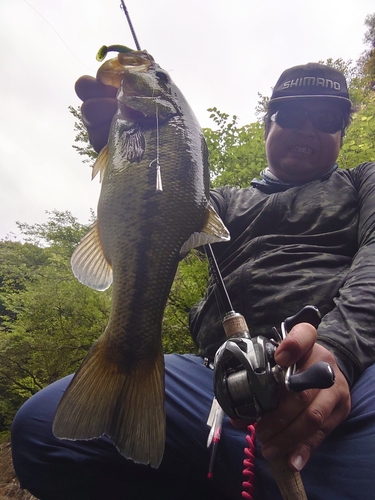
[155,71,169,84]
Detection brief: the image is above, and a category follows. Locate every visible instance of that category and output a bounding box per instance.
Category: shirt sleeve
[317,162,375,387]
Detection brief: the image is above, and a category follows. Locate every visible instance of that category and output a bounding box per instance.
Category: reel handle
[283,305,321,333]
[286,361,335,392]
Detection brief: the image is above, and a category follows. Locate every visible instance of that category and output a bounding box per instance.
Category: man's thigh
[11,354,246,499]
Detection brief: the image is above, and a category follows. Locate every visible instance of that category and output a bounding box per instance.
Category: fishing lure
[96,44,133,62]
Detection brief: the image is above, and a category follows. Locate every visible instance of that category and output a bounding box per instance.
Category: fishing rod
[120,0,141,50]
[208,251,335,500]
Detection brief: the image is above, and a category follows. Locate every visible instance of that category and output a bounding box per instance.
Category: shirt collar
[251,164,338,193]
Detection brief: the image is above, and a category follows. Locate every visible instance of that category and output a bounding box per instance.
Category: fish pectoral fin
[71,222,113,291]
[180,202,230,255]
[120,126,145,163]
[52,339,165,468]
[202,202,231,241]
[92,144,109,182]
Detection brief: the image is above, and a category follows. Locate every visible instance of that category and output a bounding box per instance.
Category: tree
[339,92,375,167]
[0,210,206,430]
[0,212,111,429]
[359,13,375,83]
[162,251,207,354]
[5,20,375,431]
[364,13,375,48]
[69,106,98,166]
[204,108,266,188]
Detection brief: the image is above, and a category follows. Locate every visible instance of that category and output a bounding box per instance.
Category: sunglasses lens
[274,109,304,129]
[272,108,344,134]
[316,111,344,133]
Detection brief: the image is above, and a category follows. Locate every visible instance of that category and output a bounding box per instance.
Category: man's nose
[297,118,316,134]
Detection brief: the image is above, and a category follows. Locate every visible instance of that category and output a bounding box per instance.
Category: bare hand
[75,76,117,153]
[256,322,351,471]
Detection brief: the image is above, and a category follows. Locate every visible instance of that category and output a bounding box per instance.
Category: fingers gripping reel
[214,306,335,421]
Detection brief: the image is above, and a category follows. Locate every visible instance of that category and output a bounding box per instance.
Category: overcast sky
[1,0,373,241]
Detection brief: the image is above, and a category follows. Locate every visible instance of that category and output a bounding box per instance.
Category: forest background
[1,13,374,448]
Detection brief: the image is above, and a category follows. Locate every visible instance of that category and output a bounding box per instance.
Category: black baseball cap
[269,63,352,111]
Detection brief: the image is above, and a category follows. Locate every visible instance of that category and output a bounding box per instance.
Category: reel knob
[286,361,335,392]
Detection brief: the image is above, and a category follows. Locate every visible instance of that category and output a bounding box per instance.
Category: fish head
[96,50,154,88]
[97,50,178,123]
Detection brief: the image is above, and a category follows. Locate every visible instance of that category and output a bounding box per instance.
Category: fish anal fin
[53,339,166,468]
[180,202,230,255]
[71,222,113,291]
[92,145,109,182]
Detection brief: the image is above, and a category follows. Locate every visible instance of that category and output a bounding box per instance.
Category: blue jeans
[11,354,375,499]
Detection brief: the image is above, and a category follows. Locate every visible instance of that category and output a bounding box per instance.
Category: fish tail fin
[53,339,165,468]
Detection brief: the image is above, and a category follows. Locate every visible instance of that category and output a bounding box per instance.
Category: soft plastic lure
[96,44,133,62]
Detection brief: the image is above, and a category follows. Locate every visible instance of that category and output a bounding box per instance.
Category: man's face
[265,99,343,184]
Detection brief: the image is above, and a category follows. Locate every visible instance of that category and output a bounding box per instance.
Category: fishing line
[117,2,230,293]
[149,102,163,193]
[155,105,163,192]
[118,0,229,329]
[119,1,162,191]
[116,1,249,489]
[22,0,92,71]
[205,244,233,314]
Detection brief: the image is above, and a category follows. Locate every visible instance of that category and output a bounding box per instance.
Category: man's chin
[272,163,318,184]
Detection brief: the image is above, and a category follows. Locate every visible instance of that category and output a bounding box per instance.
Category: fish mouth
[119,103,156,124]
[289,145,314,155]
[118,51,154,70]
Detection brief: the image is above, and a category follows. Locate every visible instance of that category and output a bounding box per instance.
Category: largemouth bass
[53,48,230,467]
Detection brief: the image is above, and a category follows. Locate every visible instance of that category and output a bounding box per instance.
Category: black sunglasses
[270,107,346,134]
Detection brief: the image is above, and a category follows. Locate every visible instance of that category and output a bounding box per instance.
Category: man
[11,62,375,499]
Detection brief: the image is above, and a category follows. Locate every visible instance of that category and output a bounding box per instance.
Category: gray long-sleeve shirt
[189,162,375,387]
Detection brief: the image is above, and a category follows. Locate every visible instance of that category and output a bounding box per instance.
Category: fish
[52,48,230,468]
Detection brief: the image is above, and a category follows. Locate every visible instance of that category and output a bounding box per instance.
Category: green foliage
[204,108,266,188]
[69,106,98,166]
[361,14,375,88]
[16,209,93,255]
[318,56,375,166]
[0,210,207,429]
[162,251,208,354]
[364,13,375,49]
[0,212,111,429]
[339,92,375,166]
[2,12,375,433]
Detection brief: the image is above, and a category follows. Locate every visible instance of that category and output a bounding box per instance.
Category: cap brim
[269,95,353,111]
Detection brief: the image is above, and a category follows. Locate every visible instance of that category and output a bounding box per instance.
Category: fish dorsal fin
[71,222,113,291]
[92,145,109,182]
[180,202,230,255]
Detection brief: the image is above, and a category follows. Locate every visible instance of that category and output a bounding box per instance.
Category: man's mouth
[290,146,313,155]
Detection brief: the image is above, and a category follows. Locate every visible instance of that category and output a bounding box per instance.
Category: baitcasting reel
[214,305,335,421]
